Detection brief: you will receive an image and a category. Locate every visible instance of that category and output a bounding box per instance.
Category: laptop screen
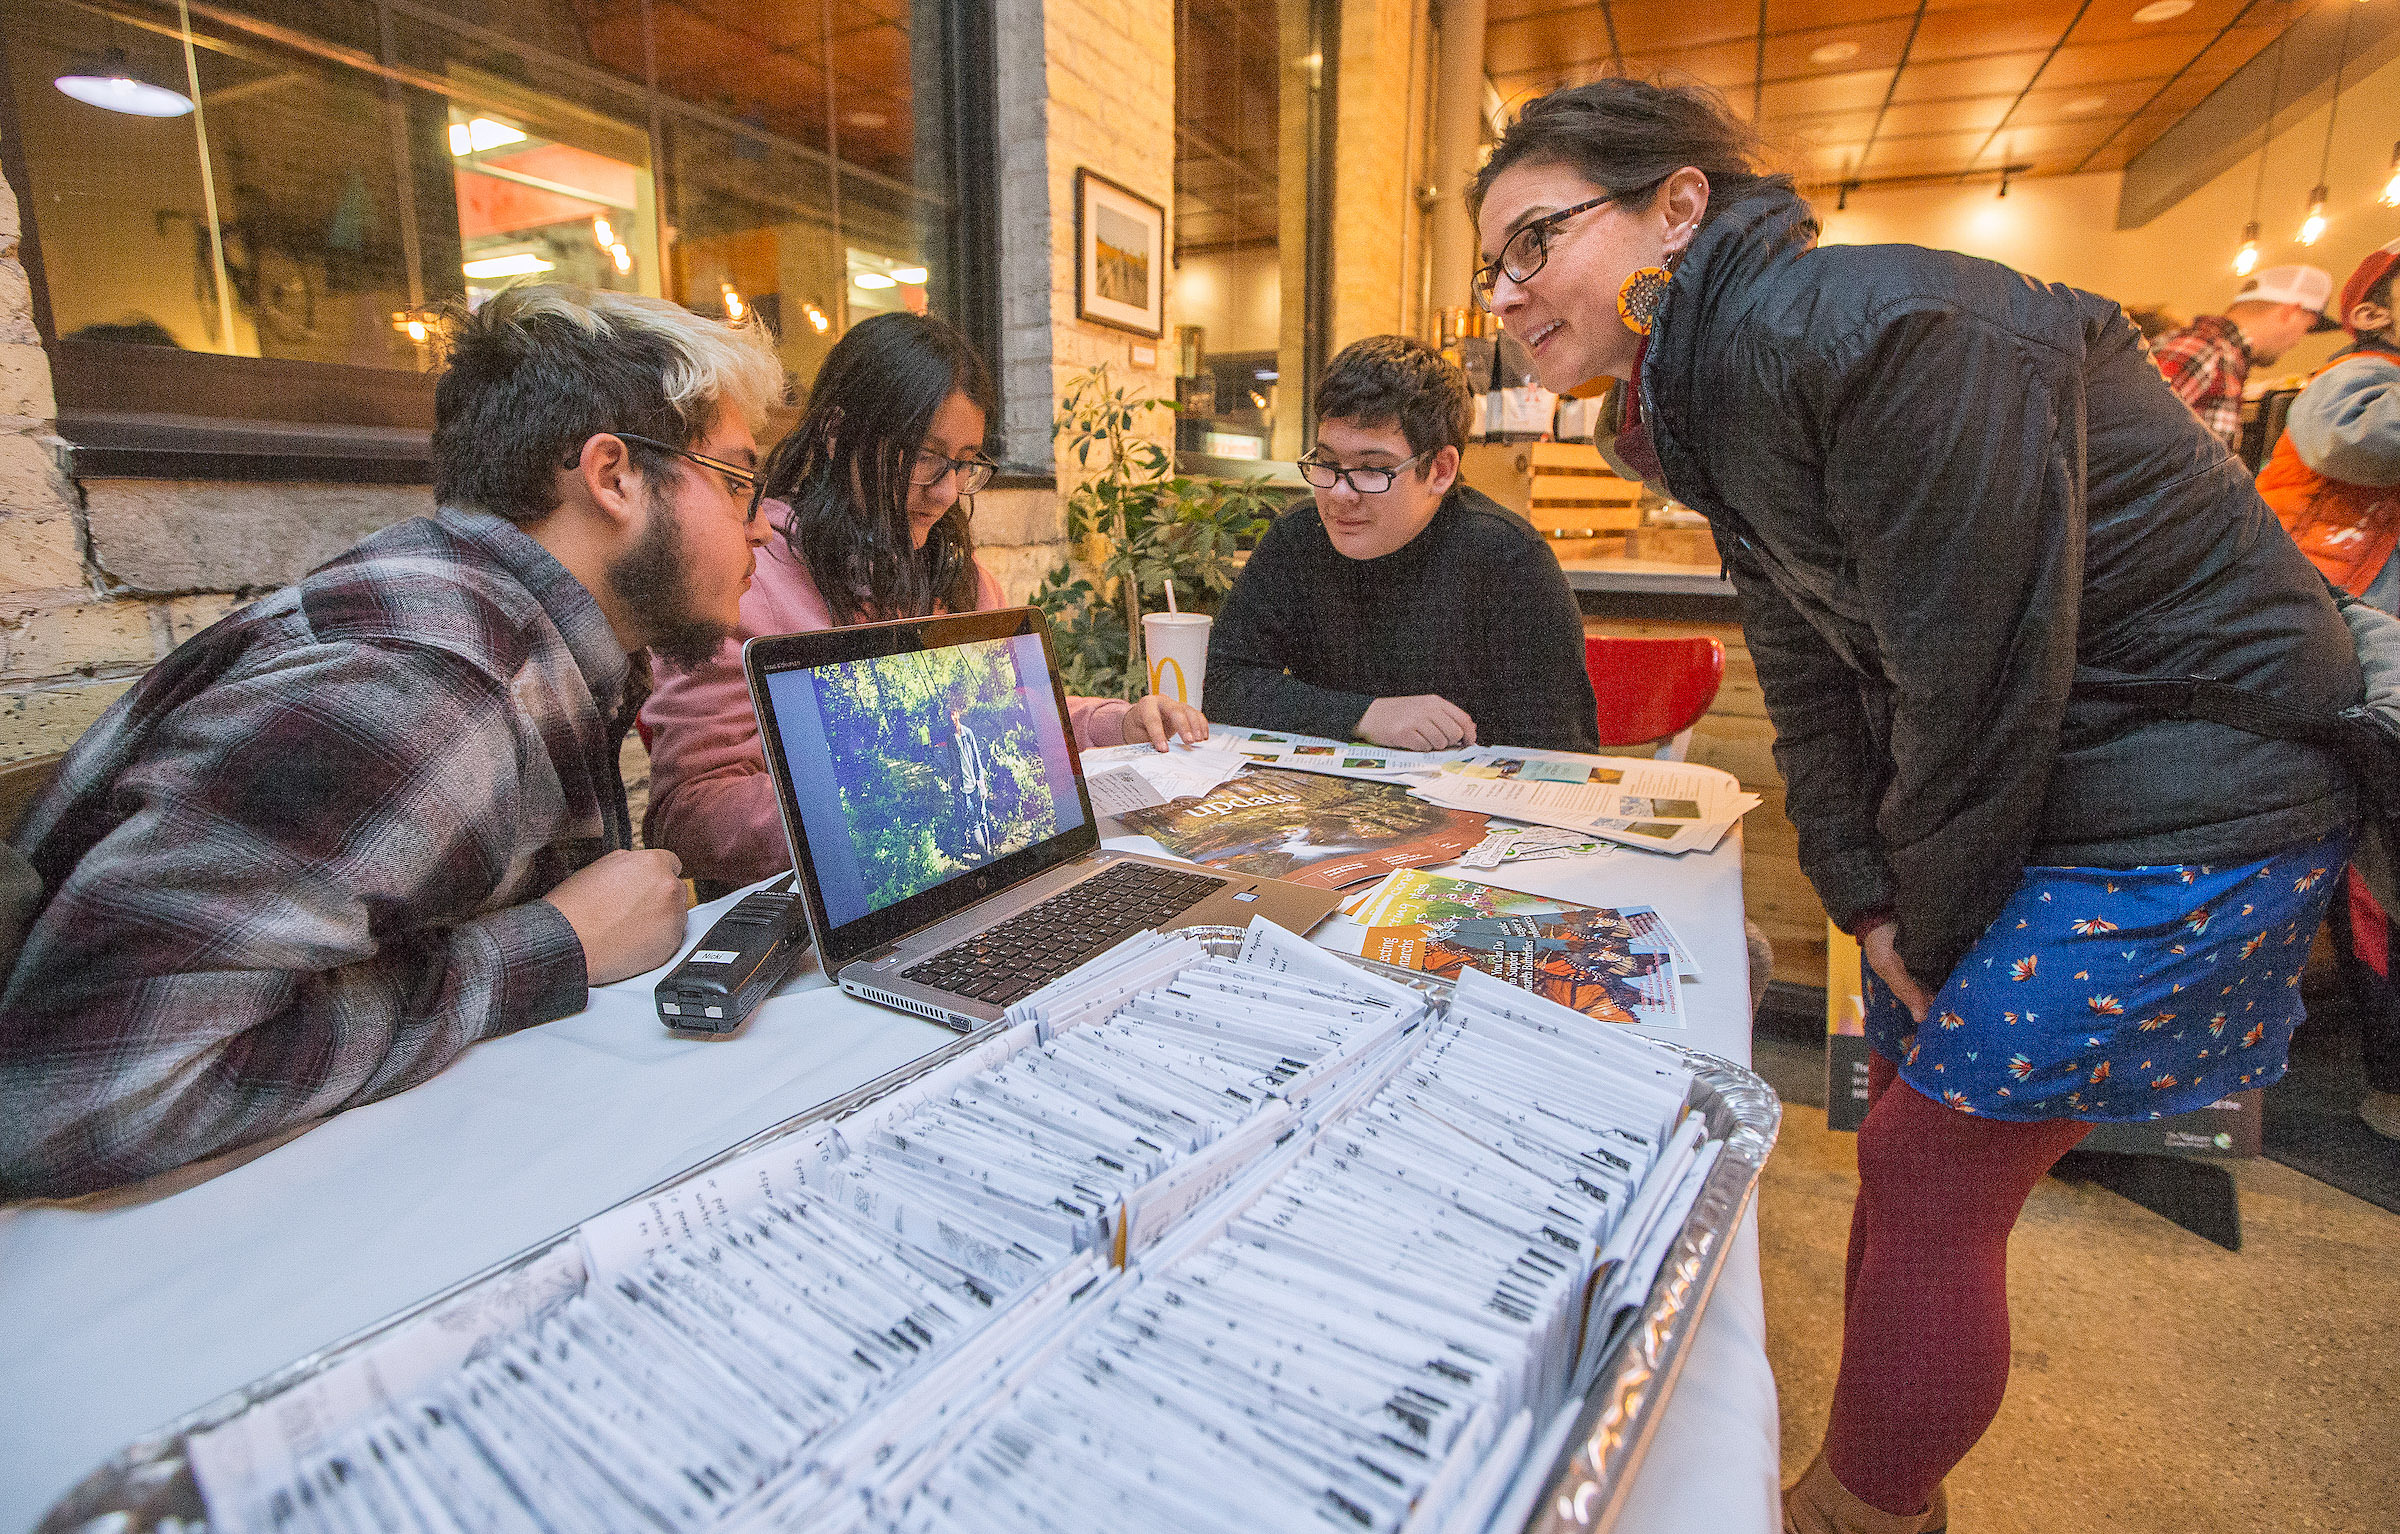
[745,610,1097,966]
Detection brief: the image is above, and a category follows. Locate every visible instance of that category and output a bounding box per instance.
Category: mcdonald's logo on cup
[1142,613,1211,705]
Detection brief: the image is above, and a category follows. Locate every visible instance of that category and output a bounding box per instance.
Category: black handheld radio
[654,875,812,1034]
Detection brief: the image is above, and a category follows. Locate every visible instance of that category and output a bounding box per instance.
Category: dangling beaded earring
[1616,265,1673,336]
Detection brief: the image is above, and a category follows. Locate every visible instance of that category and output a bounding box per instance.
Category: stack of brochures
[184,922,1727,1534]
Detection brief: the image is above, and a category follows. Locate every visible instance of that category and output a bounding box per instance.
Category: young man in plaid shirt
[2149,264,2336,452]
[0,286,781,1198]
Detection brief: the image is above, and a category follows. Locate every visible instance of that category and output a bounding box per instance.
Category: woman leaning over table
[1469,79,2361,1532]
[642,312,1207,890]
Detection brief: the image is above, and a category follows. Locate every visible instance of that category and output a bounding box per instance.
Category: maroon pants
[1822,1052,2093,1515]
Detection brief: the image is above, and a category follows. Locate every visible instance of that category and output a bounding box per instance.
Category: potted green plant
[1032,364,1286,700]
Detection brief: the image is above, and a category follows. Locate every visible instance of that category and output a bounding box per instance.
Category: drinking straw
[1165,579,1179,615]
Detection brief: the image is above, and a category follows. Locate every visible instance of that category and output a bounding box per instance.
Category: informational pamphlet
[1112,768,1489,889]
[1204,728,1454,783]
[1334,868,1692,1029]
[1411,751,1759,855]
[1076,741,1249,815]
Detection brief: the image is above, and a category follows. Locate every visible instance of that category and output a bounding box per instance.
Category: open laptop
[743,606,1341,1031]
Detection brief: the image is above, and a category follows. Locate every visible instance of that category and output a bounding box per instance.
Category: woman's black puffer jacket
[1638,187,2359,987]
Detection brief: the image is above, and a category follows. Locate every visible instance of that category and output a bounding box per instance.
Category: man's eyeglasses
[1296,449,1427,494]
[910,450,999,494]
[567,432,761,503]
[1471,179,1665,311]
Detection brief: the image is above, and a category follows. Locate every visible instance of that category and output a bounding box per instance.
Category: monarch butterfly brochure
[1335,868,1692,1029]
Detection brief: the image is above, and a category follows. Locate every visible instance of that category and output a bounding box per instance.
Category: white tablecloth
[0,824,1779,1533]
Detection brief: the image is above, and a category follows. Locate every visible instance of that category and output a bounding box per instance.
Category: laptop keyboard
[900,862,1228,1008]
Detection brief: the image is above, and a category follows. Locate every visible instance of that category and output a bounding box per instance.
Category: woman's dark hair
[761,311,997,625]
[1468,77,1792,228]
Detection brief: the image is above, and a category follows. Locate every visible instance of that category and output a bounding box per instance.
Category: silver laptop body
[742,607,1340,1031]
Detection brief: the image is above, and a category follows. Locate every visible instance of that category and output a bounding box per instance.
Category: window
[0,0,990,477]
[1169,0,1333,469]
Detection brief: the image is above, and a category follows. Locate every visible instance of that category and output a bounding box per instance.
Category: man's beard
[607,484,735,670]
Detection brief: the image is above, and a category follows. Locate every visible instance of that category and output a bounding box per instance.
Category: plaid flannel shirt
[0,509,632,1198]
[2150,314,2252,451]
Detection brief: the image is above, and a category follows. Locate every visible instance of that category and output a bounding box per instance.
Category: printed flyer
[1112,768,1489,888]
[1345,869,1692,1028]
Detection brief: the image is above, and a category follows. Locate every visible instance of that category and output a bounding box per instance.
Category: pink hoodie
[641,519,1132,887]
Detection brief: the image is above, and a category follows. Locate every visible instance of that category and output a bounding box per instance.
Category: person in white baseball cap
[2151,263,2339,450]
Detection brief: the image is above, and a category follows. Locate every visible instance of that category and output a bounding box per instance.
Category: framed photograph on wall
[1074,168,1166,338]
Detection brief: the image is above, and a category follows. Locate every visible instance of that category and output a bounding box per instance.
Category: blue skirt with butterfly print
[1862,829,2352,1121]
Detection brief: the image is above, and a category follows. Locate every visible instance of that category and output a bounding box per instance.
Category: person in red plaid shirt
[2149,263,2337,451]
[0,285,782,1198]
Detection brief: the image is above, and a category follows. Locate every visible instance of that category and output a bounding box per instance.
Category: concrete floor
[1759,1091,2400,1532]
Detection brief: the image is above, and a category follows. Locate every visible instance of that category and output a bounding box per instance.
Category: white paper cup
[1143,613,1211,705]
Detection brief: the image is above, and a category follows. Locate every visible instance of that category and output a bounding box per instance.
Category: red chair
[1584,635,1725,761]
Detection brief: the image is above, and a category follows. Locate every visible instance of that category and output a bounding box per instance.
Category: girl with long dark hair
[1469,79,2361,1532]
[643,312,1205,889]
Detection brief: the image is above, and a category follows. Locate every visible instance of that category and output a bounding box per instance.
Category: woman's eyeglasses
[1295,450,1427,494]
[910,450,999,494]
[1471,178,1666,311]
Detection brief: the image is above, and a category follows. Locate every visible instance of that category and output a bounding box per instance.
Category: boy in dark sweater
[1205,335,1597,752]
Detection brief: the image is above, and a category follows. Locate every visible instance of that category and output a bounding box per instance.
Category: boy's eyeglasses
[910,450,999,494]
[1296,449,1427,494]
[567,432,761,502]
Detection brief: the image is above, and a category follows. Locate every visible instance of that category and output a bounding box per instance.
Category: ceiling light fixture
[447,117,527,156]
[721,283,745,321]
[52,48,193,117]
[853,272,897,290]
[2233,221,2261,277]
[462,252,553,279]
[610,243,631,274]
[803,302,832,335]
[593,216,614,248]
[892,266,928,285]
[2234,28,2285,274]
[2381,142,2400,208]
[1809,40,1860,65]
[2131,0,2192,22]
[2299,2,2357,247]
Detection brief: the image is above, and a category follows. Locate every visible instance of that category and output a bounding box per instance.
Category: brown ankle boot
[1781,1452,1948,1534]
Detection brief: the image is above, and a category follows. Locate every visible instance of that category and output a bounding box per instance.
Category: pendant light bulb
[2232,221,2261,277]
[2297,186,2328,246]
[53,47,194,117]
[2381,143,2400,208]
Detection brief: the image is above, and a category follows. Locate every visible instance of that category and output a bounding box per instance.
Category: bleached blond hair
[433,283,788,523]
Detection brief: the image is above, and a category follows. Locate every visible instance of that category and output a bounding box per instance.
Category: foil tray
[38,928,1780,1534]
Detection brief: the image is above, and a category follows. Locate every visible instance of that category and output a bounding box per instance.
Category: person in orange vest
[2258,237,2400,1139]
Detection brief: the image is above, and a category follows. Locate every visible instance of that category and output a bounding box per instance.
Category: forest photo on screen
[814,640,1061,911]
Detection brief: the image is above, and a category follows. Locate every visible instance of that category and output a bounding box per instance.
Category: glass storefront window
[1170,0,1332,468]
[2,0,960,408]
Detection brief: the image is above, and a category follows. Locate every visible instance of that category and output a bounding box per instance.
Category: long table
[0,819,1779,1534]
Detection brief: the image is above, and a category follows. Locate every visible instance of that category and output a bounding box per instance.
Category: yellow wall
[1815,49,2400,386]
